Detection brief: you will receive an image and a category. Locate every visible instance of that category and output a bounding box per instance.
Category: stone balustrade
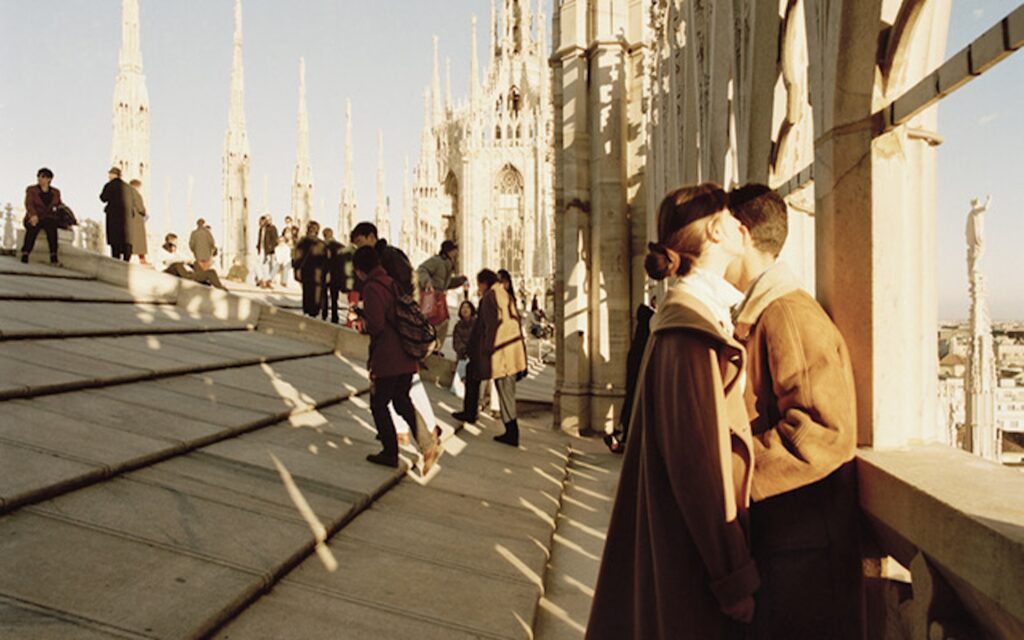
[858,445,1024,639]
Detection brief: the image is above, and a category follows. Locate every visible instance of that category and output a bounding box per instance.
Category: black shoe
[603,434,625,454]
[493,432,519,447]
[451,411,477,424]
[366,452,399,468]
[49,254,59,265]
[20,254,28,264]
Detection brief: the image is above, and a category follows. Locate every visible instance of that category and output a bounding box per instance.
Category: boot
[493,419,519,447]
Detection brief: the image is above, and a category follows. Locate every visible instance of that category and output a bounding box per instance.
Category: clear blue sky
[0,0,1020,319]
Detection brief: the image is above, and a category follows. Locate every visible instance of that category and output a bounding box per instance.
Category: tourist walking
[256,215,279,289]
[452,269,528,447]
[354,246,441,473]
[587,184,757,639]
[292,220,326,317]
[20,167,62,265]
[726,184,860,639]
[127,179,148,263]
[416,240,468,349]
[321,228,349,324]
[603,302,655,454]
[100,167,131,261]
[188,218,217,271]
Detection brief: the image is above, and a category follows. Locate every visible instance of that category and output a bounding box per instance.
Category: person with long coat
[99,167,130,261]
[126,179,148,260]
[452,269,528,446]
[188,219,217,271]
[292,220,327,317]
[587,184,758,639]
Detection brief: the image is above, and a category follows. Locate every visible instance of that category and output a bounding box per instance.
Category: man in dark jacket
[99,167,131,261]
[320,228,352,324]
[292,221,326,317]
[349,221,414,296]
[605,303,655,454]
[256,215,279,289]
[355,246,441,473]
[21,167,62,265]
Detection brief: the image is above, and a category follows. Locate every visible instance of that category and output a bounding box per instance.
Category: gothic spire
[374,130,389,238]
[470,15,480,105]
[445,56,453,113]
[338,99,357,234]
[222,0,251,270]
[291,57,314,230]
[431,36,442,128]
[111,0,151,201]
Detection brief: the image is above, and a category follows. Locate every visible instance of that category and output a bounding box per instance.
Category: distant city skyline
[0,0,1020,319]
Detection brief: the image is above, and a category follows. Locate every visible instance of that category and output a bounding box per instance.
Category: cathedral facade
[406,0,554,302]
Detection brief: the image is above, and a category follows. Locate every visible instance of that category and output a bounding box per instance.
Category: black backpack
[389,283,438,361]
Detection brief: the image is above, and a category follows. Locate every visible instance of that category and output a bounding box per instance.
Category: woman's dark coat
[99,178,129,247]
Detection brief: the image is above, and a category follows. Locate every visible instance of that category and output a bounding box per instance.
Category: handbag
[55,203,78,230]
[420,289,449,326]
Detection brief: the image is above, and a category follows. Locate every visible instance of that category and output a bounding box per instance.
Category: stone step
[0,331,334,400]
[0,256,93,280]
[0,273,175,304]
[214,409,572,640]
[0,301,251,340]
[0,354,371,514]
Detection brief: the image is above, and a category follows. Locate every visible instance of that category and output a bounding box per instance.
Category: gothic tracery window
[494,165,525,276]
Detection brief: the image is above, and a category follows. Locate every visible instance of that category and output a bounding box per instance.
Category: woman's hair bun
[645,242,674,280]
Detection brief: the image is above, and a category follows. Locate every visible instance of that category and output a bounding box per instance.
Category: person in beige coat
[726,183,861,639]
[587,184,759,639]
[451,269,528,446]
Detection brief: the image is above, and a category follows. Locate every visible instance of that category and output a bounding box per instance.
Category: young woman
[587,183,758,639]
[450,300,477,398]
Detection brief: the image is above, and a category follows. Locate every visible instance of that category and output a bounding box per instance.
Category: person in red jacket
[21,167,62,264]
[354,246,441,474]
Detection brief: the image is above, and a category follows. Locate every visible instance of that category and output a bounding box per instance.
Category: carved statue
[966,195,991,275]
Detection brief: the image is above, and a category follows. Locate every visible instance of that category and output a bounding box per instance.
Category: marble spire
[291,57,314,231]
[337,99,358,236]
[400,155,413,250]
[470,15,480,105]
[374,130,389,238]
[965,196,998,461]
[111,0,151,202]
[222,0,251,270]
[445,56,453,113]
[432,36,442,128]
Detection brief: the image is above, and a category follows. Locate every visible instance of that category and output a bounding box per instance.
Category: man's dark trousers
[22,218,59,259]
[321,283,340,323]
[370,374,418,459]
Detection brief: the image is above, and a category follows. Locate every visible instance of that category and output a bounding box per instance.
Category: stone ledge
[857,445,1024,636]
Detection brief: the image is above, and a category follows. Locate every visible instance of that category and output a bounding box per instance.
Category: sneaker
[366,452,399,468]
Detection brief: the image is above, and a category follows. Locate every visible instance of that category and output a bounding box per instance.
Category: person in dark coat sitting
[99,167,131,261]
[20,167,62,265]
[292,220,327,317]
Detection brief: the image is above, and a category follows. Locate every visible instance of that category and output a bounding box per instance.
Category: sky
[0,0,1020,320]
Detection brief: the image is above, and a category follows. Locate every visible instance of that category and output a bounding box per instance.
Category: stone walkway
[0,253,618,639]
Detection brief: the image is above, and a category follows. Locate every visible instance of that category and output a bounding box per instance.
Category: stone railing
[858,445,1024,639]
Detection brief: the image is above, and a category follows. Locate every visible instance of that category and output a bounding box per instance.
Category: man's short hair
[477,269,498,288]
[196,218,206,226]
[129,179,141,187]
[165,233,177,243]
[350,222,378,243]
[37,167,54,178]
[353,245,380,273]
[108,167,122,177]
[728,183,788,257]
[440,239,457,255]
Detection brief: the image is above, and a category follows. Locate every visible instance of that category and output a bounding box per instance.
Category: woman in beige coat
[587,183,759,639]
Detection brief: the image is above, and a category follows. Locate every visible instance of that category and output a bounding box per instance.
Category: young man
[21,167,62,264]
[320,228,350,324]
[416,240,468,349]
[292,221,326,318]
[725,184,861,639]
[99,167,131,261]
[189,218,217,271]
[256,215,279,289]
[355,246,441,473]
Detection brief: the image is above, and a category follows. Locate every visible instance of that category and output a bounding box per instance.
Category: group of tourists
[587,182,859,639]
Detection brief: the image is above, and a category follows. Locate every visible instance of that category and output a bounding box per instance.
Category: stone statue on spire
[965,195,998,461]
[291,58,315,231]
[338,99,358,237]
